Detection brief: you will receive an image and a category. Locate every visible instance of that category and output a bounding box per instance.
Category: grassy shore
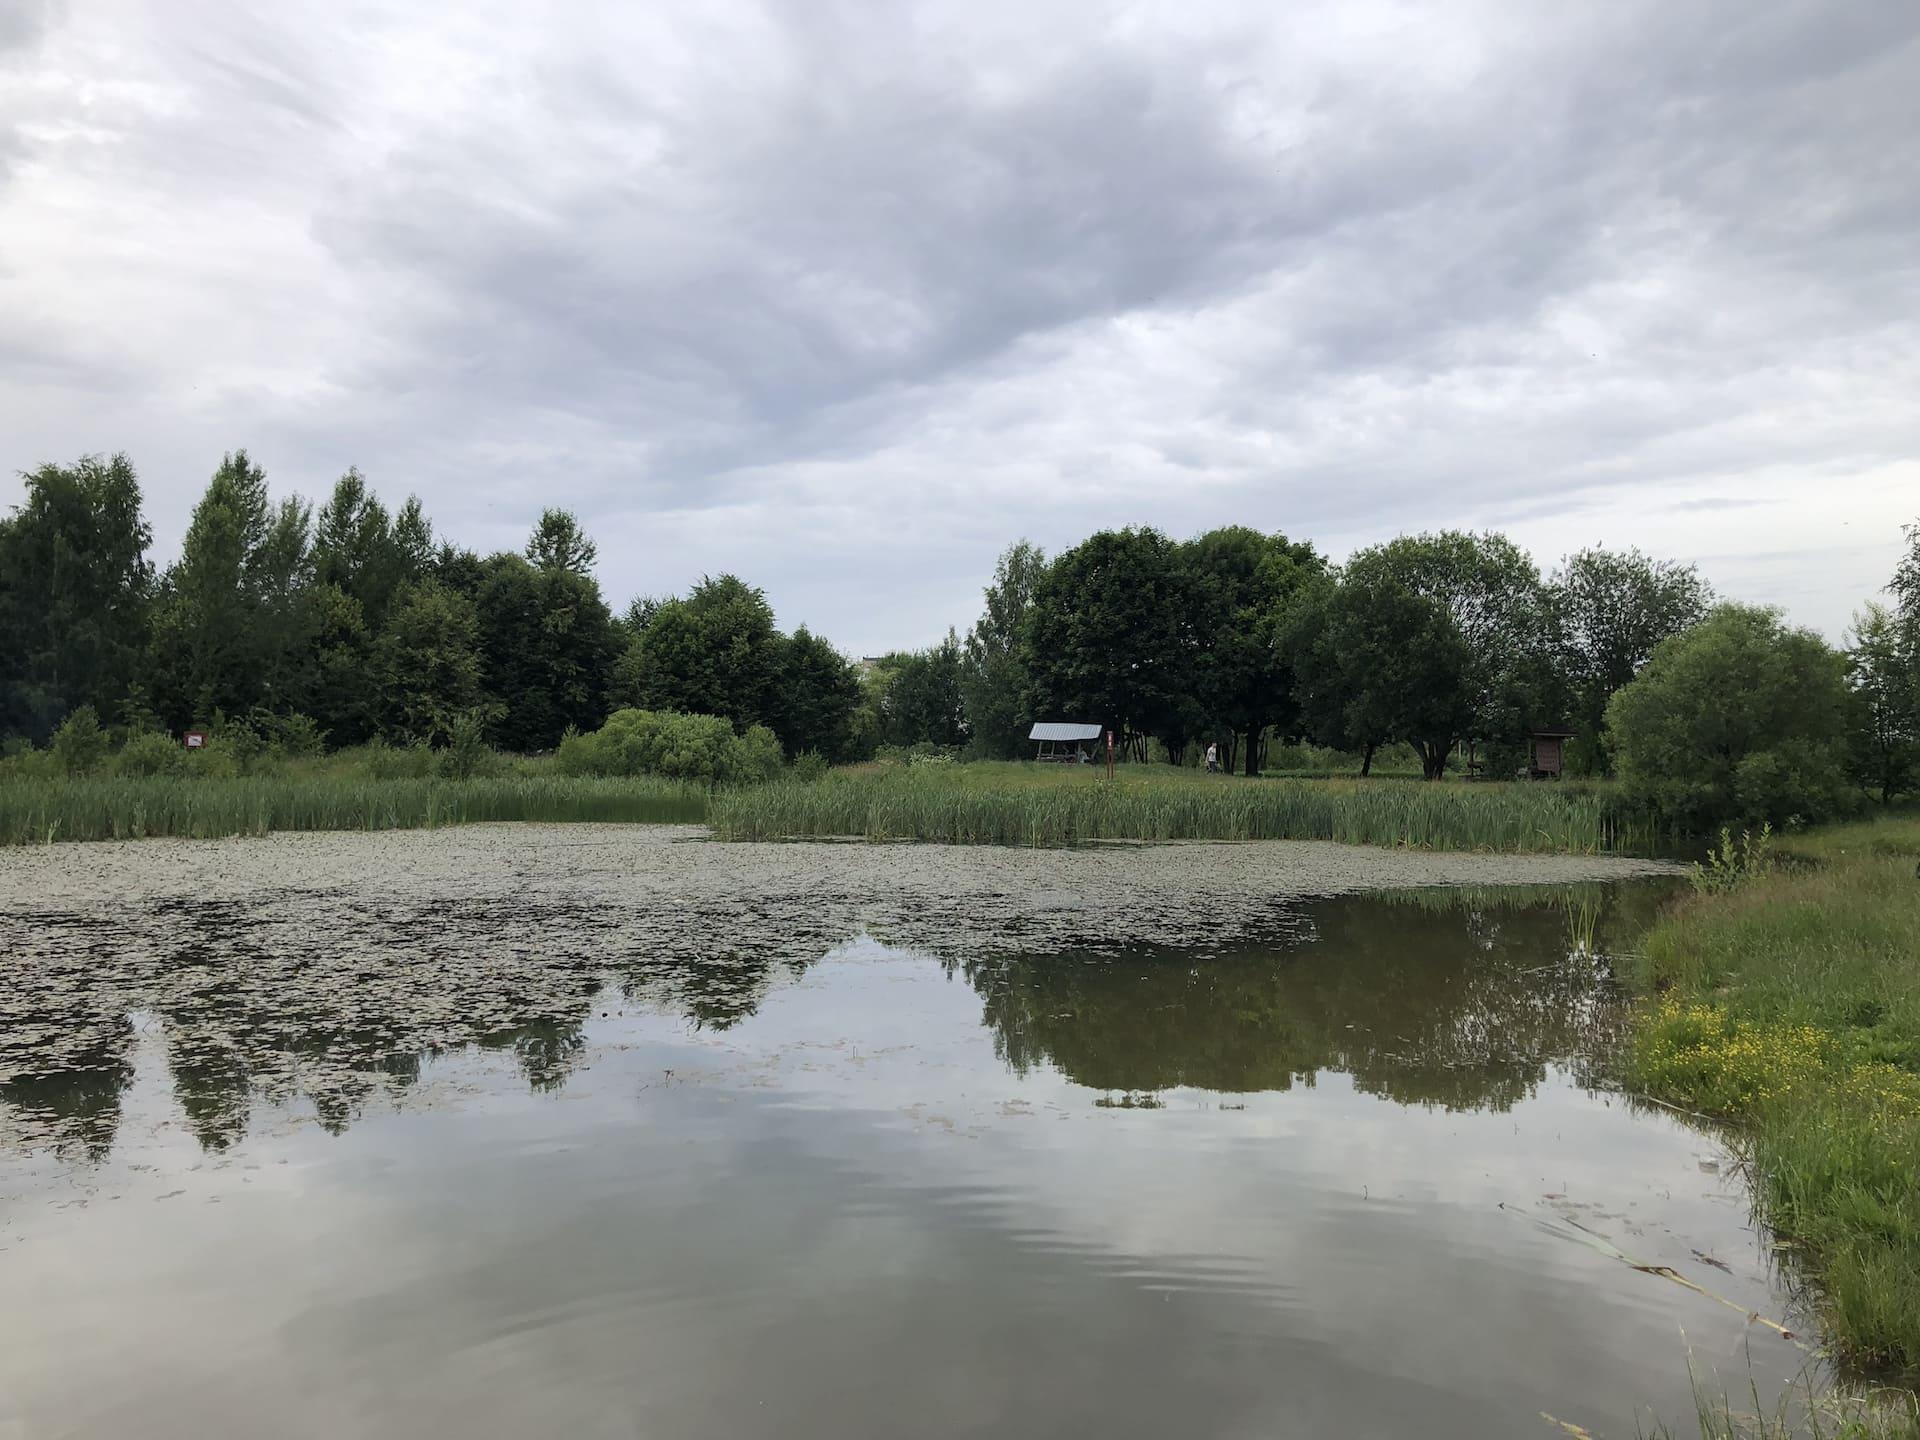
[710,760,1647,853]
[1625,813,1920,1381]
[0,774,707,844]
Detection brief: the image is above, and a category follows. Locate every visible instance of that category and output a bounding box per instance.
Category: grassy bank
[710,761,1646,853]
[0,774,708,844]
[1625,814,1920,1380]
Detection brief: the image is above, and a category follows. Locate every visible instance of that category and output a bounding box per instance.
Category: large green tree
[311,469,428,635]
[1890,519,1920,630]
[1549,547,1710,767]
[303,582,377,746]
[1024,527,1193,758]
[1845,604,1918,804]
[960,540,1048,759]
[1290,569,1473,778]
[301,470,441,743]
[379,579,486,745]
[527,508,598,576]
[1182,526,1324,774]
[772,626,864,760]
[614,575,783,730]
[151,451,313,725]
[1607,604,1853,829]
[874,632,970,749]
[475,551,619,751]
[1340,531,1563,774]
[0,453,154,741]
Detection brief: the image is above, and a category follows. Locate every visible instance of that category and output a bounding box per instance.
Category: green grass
[710,760,1646,853]
[1625,811,1920,1379]
[0,774,708,844]
[1639,1363,1920,1438]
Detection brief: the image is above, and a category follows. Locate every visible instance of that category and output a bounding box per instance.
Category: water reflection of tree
[2,880,1664,1158]
[962,891,1638,1113]
[0,892,823,1157]
[0,1012,134,1159]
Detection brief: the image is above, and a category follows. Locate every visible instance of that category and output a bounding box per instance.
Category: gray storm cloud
[3,0,1916,651]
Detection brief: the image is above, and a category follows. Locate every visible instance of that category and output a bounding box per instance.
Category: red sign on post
[1105,729,1115,781]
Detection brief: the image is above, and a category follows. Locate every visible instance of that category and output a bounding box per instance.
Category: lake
[0,828,1811,1437]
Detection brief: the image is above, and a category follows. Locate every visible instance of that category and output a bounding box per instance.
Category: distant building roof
[1029,722,1104,742]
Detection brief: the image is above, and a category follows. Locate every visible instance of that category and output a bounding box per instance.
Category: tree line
[3,451,1916,826]
[0,451,868,761]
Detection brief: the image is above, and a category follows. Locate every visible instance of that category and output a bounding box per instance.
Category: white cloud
[3,0,1916,650]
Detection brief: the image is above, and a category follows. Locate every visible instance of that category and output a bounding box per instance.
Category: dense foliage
[556,708,783,785]
[1,453,865,764]
[4,449,1915,834]
[1607,605,1855,829]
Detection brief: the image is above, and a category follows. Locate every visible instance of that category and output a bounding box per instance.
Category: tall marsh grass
[710,765,1649,854]
[0,774,708,845]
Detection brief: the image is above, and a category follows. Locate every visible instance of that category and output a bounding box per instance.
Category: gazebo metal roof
[1029,722,1103,742]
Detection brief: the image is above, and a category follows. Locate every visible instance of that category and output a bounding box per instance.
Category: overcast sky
[4,1,1917,653]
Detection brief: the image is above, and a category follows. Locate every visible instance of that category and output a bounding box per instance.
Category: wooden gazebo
[1030,722,1102,763]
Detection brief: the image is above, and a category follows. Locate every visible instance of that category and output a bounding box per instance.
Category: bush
[114,730,187,778]
[437,710,497,781]
[791,749,829,783]
[260,711,327,758]
[1689,823,1773,894]
[0,738,53,780]
[50,706,110,777]
[557,709,784,785]
[183,741,240,779]
[1607,604,1854,831]
[211,716,272,775]
[732,724,784,784]
[346,737,435,780]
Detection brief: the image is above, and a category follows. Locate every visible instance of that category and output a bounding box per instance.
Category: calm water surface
[1,871,1810,1438]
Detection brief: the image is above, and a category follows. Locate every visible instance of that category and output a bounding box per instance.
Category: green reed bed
[1626,814,1920,1380]
[709,766,1647,854]
[0,774,709,845]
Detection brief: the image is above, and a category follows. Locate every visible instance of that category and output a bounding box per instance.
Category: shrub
[0,738,53,780]
[557,709,785,785]
[114,730,187,778]
[361,737,435,780]
[791,749,829,783]
[260,711,327,758]
[732,724,784,784]
[1607,604,1854,832]
[50,706,110,777]
[211,716,272,775]
[1689,823,1773,895]
[559,709,724,781]
[183,741,240,779]
[437,710,497,781]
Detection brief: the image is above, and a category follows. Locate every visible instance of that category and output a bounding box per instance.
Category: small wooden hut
[1030,722,1103,763]
[1528,729,1576,780]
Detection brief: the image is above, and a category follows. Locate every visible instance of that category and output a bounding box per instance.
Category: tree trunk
[1243,725,1260,777]
[1360,742,1375,778]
